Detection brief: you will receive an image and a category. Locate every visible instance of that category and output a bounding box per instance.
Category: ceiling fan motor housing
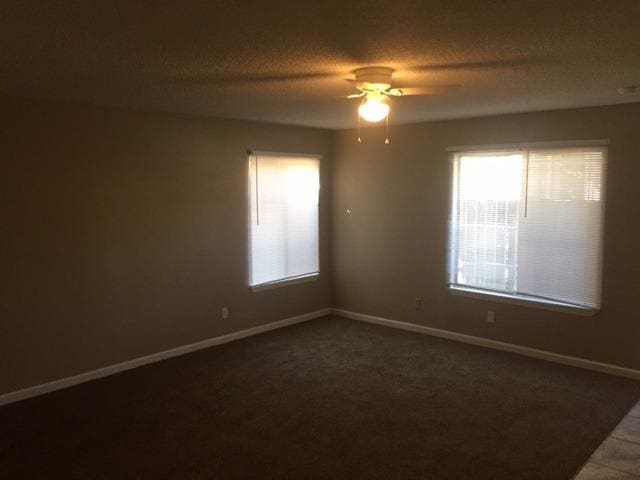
[354,66,394,91]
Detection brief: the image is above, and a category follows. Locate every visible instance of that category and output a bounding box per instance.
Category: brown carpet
[1,315,639,479]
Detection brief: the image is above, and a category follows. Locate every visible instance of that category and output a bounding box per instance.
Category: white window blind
[248,153,320,288]
[449,146,606,310]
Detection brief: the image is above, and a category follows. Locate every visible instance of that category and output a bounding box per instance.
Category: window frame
[446,140,608,316]
[246,150,322,292]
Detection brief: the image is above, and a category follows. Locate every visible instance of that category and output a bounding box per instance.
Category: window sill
[250,273,319,292]
[448,285,599,316]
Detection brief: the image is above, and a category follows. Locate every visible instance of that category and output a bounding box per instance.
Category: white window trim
[446,138,609,152]
[448,285,599,316]
[247,149,323,159]
[250,272,320,292]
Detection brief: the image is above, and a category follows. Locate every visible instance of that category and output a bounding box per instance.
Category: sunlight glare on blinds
[452,151,523,292]
[249,154,320,287]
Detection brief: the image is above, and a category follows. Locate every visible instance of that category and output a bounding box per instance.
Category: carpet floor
[1,315,639,479]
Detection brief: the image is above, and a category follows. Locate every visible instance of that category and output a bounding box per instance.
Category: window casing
[248,152,320,290]
[448,145,607,313]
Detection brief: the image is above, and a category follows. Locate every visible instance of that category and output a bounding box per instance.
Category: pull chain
[384,112,390,145]
[357,107,362,143]
[523,149,530,218]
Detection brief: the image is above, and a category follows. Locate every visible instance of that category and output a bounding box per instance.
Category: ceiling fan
[347,66,455,144]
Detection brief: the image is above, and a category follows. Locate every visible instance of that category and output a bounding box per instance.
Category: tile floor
[574,401,640,479]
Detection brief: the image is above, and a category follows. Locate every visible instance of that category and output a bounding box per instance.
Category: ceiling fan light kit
[349,66,416,145]
[358,93,390,123]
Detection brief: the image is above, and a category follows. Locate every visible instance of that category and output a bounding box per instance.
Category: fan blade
[406,56,550,72]
[384,88,404,96]
[346,92,366,99]
[176,72,336,86]
[394,85,462,96]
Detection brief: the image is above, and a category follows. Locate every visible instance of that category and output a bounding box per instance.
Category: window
[449,145,607,313]
[248,152,320,290]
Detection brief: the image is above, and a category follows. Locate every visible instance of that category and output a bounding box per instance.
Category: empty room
[2,1,640,479]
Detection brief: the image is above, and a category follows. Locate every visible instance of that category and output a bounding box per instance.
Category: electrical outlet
[222,307,229,320]
[415,298,422,310]
[486,310,495,323]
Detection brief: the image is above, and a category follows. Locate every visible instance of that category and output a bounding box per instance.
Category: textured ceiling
[1,0,639,129]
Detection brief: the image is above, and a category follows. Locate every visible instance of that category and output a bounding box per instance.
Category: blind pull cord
[523,149,530,218]
[254,155,260,226]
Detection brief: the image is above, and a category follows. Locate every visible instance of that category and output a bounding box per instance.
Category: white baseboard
[3,306,637,407]
[0,308,331,407]
[331,308,640,381]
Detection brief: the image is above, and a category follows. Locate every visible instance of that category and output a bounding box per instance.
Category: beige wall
[3,99,640,397]
[332,103,640,370]
[0,99,333,395]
